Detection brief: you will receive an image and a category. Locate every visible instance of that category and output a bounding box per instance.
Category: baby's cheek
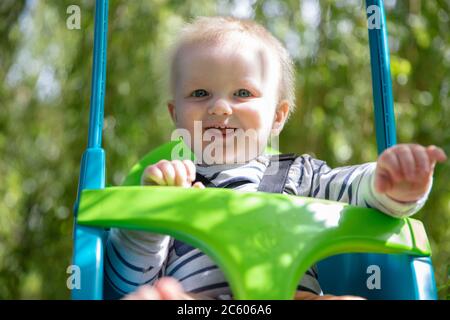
[238,106,265,129]
[176,108,204,130]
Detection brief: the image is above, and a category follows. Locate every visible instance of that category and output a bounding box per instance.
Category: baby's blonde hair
[169,16,296,120]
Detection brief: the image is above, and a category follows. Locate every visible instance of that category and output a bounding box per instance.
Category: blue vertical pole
[320,1,436,300]
[72,0,109,300]
[366,0,396,154]
[87,0,108,150]
[364,0,436,299]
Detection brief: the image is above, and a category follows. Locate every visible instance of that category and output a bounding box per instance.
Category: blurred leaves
[0,0,449,299]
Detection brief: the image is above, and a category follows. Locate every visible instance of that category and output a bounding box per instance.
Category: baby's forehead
[174,36,280,83]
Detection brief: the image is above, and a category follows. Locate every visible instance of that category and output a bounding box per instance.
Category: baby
[105,16,447,300]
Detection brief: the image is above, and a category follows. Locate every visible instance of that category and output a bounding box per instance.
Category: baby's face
[169,36,287,164]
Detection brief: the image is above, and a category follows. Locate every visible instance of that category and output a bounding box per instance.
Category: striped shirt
[104,153,430,299]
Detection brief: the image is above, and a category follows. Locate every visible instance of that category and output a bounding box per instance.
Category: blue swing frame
[71,0,438,300]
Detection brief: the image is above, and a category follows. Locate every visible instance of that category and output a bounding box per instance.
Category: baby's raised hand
[141,159,205,188]
[375,144,447,202]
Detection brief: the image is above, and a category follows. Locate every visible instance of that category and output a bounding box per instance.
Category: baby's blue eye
[234,89,252,98]
[191,89,209,98]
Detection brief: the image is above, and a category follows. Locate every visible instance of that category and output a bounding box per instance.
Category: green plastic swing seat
[77,140,433,300]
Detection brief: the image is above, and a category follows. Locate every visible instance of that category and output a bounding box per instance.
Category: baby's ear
[271,100,289,135]
[167,100,177,124]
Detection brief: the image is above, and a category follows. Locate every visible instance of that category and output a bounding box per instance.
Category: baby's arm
[296,144,446,218]
[106,159,205,299]
[104,226,171,298]
[105,160,205,298]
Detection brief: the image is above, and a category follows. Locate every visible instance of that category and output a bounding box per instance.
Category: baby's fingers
[377,150,403,183]
[172,160,190,187]
[411,145,430,176]
[154,277,193,300]
[426,145,447,164]
[158,160,176,186]
[182,160,196,183]
[142,165,166,186]
[374,167,393,193]
[122,285,162,300]
[192,182,205,189]
[396,145,415,182]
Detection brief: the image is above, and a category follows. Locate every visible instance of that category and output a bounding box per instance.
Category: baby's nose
[208,99,233,115]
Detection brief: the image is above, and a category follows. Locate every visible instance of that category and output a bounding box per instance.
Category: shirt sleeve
[104,227,171,297]
[291,155,431,218]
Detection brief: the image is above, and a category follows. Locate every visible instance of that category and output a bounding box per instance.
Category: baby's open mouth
[204,126,237,136]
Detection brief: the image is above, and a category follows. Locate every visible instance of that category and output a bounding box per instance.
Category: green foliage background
[0,0,449,299]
